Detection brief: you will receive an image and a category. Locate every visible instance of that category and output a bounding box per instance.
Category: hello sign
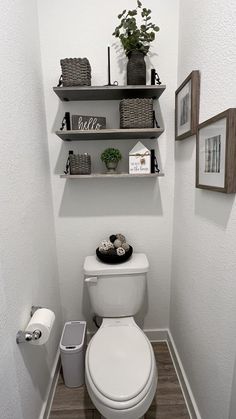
[72,115,106,130]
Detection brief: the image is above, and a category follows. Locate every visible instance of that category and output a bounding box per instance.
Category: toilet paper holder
[16,306,42,344]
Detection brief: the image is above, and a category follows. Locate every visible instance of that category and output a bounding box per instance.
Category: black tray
[96,246,133,264]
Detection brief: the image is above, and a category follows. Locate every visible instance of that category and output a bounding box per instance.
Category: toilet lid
[87,325,152,402]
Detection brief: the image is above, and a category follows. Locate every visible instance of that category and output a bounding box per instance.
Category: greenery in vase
[101,148,122,164]
[112,0,159,56]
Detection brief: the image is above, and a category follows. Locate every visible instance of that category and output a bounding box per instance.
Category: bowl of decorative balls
[96,233,133,264]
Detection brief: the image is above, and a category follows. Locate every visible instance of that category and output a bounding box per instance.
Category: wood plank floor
[49,342,190,419]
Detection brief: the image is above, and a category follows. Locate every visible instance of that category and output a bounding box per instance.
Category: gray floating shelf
[55,128,164,141]
[60,173,164,179]
[53,85,166,101]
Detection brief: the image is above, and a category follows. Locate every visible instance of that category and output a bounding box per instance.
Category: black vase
[127,51,146,85]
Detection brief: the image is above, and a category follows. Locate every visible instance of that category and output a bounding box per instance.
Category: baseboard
[39,348,61,419]
[143,328,169,341]
[167,330,202,419]
[143,328,201,419]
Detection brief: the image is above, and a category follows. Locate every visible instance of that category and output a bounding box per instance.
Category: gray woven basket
[60,58,91,87]
[69,153,91,175]
[120,98,153,129]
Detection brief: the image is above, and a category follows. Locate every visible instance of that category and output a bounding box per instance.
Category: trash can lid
[60,321,86,353]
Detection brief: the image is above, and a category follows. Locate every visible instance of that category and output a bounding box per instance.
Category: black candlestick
[108,46,111,86]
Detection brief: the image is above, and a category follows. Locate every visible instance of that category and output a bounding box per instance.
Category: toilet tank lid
[83,253,149,276]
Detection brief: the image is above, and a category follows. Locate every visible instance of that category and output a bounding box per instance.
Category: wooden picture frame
[175,70,200,141]
[196,109,236,193]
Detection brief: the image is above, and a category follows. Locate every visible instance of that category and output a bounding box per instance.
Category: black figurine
[151,69,161,85]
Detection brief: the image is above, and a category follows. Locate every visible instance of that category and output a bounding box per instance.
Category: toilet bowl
[84,253,157,419]
[85,317,157,419]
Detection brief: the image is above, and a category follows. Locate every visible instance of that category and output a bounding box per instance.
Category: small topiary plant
[101,148,122,164]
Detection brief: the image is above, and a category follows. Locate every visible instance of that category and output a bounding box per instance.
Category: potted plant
[113,0,159,85]
[101,148,122,173]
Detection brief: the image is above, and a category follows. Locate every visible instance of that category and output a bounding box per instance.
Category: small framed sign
[72,115,106,130]
[129,142,151,174]
[175,70,200,141]
[196,108,236,193]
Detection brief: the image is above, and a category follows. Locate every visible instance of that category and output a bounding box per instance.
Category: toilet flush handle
[85,276,98,283]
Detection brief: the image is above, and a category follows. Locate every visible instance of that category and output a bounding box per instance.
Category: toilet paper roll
[26,308,55,345]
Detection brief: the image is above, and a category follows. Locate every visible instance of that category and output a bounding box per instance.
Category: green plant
[101,148,122,163]
[112,0,159,56]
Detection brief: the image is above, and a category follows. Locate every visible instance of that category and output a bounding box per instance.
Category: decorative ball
[114,239,122,248]
[99,240,114,252]
[99,246,107,254]
[109,234,117,243]
[122,242,130,252]
[116,234,126,243]
[107,248,117,256]
[116,247,126,256]
[100,240,108,247]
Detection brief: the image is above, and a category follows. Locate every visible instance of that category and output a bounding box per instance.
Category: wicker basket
[60,58,91,87]
[69,153,91,175]
[120,98,154,129]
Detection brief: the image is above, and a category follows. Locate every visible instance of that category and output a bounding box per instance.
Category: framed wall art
[175,70,200,141]
[196,108,236,193]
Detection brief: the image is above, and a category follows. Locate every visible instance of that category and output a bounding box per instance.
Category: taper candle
[107,46,111,86]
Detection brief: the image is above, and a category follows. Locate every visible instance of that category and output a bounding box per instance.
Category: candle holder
[107,46,111,85]
[105,46,118,86]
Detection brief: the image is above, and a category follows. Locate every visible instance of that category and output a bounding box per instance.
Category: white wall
[170,1,236,418]
[0,1,62,418]
[229,355,236,419]
[37,0,179,331]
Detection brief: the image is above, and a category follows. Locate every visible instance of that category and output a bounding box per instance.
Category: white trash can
[60,321,86,388]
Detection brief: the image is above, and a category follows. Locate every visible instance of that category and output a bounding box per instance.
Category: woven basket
[60,58,91,87]
[120,98,153,129]
[69,153,91,175]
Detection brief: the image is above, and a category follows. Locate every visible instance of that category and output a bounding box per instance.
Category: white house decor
[129,141,151,174]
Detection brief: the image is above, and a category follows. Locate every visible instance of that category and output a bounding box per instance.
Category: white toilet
[83,253,157,419]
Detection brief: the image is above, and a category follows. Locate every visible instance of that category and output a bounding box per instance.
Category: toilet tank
[83,254,149,318]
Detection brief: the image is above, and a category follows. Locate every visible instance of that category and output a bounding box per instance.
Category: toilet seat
[86,318,156,411]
